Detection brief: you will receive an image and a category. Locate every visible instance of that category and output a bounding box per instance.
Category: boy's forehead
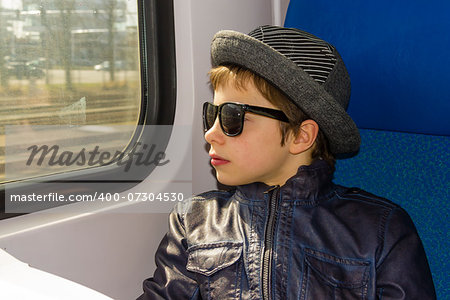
[213,80,274,108]
[215,73,252,91]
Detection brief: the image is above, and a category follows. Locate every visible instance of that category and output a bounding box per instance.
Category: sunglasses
[203,102,289,136]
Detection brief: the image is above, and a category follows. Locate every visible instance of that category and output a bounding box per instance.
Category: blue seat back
[285,1,449,298]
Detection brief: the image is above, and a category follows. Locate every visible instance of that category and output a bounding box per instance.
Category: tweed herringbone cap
[211,25,360,155]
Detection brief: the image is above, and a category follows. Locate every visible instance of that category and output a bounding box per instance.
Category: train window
[1,0,141,182]
[0,0,176,219]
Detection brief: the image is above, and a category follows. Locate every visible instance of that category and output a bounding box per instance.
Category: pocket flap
[304,248,370,288]
[186,241,243,276]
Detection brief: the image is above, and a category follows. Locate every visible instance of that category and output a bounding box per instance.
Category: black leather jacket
[139,161,436,299]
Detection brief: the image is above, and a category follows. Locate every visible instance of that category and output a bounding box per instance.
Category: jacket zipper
[262,186,279,300]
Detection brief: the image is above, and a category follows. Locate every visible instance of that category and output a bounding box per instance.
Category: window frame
[0,0,176,220]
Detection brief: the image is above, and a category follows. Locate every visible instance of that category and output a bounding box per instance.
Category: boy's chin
[215,173,257,187]
[215,174,243,187]
[216,177,237,187]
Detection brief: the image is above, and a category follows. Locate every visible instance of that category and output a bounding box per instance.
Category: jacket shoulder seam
[336,188,399,210]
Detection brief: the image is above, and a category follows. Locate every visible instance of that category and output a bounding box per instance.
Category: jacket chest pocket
[187,241,243,299]
[300,248,371,300]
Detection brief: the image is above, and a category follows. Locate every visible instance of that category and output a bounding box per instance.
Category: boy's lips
[209,153,230,166]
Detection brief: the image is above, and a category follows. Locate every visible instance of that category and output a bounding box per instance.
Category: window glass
[0,0,141,183]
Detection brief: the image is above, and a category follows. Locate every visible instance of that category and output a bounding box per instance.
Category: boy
[138,26,436,299]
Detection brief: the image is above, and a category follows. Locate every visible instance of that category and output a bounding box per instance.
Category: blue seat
[285,1,449,298]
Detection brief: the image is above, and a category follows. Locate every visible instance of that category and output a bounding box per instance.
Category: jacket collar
[235,160,334,204]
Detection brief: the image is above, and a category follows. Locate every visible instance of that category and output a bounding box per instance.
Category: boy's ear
[289,119,319,155]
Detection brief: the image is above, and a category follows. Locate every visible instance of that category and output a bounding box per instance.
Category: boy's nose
[204,118,225,145]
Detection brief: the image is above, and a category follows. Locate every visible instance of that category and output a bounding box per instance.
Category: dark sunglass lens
[221,104,243,135]
[204,103,217,130]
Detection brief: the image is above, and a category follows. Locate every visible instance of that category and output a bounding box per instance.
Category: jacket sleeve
[375,207,436,299]
[137,204,201,300]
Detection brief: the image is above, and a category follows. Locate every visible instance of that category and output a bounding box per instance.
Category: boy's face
[205,80,297,187]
